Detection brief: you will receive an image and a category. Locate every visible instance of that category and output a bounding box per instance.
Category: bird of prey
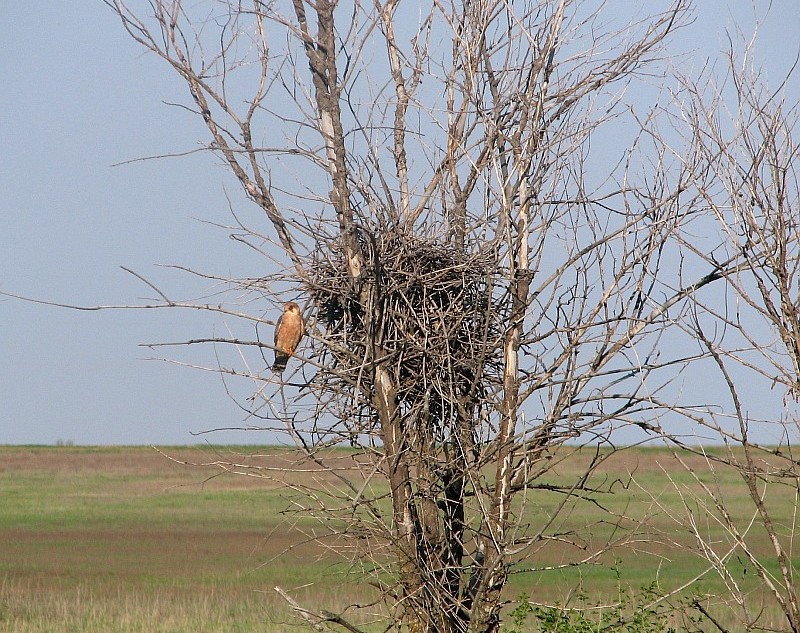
[272,301,304,373]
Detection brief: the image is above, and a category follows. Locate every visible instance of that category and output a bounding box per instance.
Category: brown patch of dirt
[0,445,371,490]
[3,526,306,576]
[546,444,785,478]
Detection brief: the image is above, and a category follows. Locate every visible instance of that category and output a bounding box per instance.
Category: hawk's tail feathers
[272,353,289,373]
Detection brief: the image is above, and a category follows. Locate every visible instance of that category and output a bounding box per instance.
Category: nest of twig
[309,231,507,433]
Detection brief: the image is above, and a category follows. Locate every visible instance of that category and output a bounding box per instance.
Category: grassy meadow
[0,445,363,633]
[0,445,797,632]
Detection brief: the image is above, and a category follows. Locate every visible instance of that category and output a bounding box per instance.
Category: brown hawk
[272,301,304,373]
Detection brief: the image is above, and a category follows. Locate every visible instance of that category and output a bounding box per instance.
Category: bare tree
[643,31,800,632]
[100,1,758,632]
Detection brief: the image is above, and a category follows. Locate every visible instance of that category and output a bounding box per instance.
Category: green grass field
[0,445,796,632]
[0,445,365,633]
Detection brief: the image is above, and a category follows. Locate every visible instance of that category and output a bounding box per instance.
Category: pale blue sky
[1,2,798,445]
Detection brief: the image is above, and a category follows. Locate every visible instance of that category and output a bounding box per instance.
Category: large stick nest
[309,231,508,433]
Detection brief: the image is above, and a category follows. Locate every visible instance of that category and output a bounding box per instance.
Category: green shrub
[505,563,681,633]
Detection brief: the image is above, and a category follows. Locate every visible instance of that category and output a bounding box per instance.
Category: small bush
[505,563,680,633]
